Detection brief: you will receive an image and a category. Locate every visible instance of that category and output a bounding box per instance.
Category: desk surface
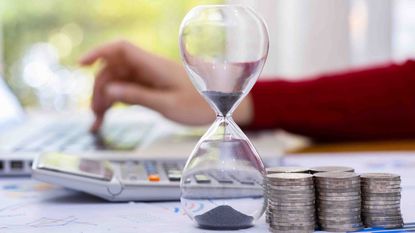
[294,139,415,153]
[0,152,414,233]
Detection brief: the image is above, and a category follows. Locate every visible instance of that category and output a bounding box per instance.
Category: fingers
[106,82,169,113]
[90,114,104,134]
[91,67,112,113]
[79,40,128,66]
[90,68,113,133]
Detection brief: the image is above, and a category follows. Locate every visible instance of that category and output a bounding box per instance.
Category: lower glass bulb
[180,117,266,229]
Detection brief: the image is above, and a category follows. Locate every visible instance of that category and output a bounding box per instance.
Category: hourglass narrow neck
[202,90,242,118]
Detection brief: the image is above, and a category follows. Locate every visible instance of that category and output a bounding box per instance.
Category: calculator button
[167,169,181,175]
[128,174,139,181]
[168,173,181,182]
[194,174,211,184]
[209,172,233,184]
[144,161,157,174]
[184,178,192,184]
[229,174,255,185]
[148,174,160,182]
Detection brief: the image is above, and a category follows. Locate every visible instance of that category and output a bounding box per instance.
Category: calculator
[32,152,265,201]
[32,152,186,201]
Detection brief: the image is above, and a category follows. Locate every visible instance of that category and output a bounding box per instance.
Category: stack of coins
[266,173,315,233]
[265,167,310,224]
[310,166,355,174]
[314,172,363,232]
[361,173,403,229]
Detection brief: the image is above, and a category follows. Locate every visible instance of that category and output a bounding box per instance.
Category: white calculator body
[32,152,185,201]
[32,152,266,201]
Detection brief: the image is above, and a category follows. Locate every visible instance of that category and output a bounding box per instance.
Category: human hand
[80,40,253,132]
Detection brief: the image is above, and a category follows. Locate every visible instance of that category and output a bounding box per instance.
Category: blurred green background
[0,0,222,109]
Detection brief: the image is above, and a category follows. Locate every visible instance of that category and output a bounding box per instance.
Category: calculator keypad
[118,160,259,187]
[119,160,184,183]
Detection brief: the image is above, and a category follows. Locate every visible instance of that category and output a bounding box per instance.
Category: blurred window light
[349,0,368,55]
[393,0,415,61]
[0,0,223,110]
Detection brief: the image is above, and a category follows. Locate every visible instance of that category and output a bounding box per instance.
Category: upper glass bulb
[179,4,269,230]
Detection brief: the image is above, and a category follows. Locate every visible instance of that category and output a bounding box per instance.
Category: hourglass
[179,5,269,229]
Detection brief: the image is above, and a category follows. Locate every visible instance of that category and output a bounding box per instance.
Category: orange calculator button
[148,174,160,182]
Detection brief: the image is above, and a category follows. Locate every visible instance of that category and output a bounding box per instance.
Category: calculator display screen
[37,152,113,181]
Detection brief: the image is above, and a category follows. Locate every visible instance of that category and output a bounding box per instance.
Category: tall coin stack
[361,173,404,228]
[265,167,310,224]
[266,173,315,233]
[314,172,363,232]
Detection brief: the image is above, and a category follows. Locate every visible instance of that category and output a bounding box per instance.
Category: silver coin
[272,217,316,223]
[316,185,361,190]
[267,181,314,187]
[268,190,315,195]
[363,220,404,226]
[271,212,315,218]
[360,173,400,180]
[310,166,355,173]
[268,197,315,203]
[270,205,315,210]
[318,199,362,205]
[270,221,316,227]
[269,225,315,231]
[362,212,402,217]
[268,185,315,191]
[362,209,402,215]
[362,205,401,210]
[363,200,401,206]
[270,206,315,211]
[362,210,402,214]
[319,222,363,227]
[267,194,315,201]
[361,180,401,185]
[269,230,314,233]
[268,194,315,200]
[321,226,364,232]
[267,173,313,180]
[364,223,404,229]
[319,205,362,210]
[318,215,361,221]
[314,171,358,178]
[363,196,401,201]
[266,166,310,174]
[362,187,401,194]
[268,182,315,188]
[316,178,361,183]
[318,195,361,201]
[363,216,403,222]
[318,190,360,195]
[268,201,315,207]
[363,192,402,197]
[269,229,314,233]
[318,208,361,214]
[362,184,401,189]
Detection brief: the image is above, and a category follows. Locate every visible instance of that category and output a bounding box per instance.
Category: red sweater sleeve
[248,60,415,141]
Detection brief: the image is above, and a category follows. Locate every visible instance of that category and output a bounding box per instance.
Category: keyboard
[12,122,152,152]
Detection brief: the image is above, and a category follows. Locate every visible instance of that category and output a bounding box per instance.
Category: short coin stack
[266,173,315,233]
[314,172,363,232]
[265,167,310,224]
[361,173,403,228]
